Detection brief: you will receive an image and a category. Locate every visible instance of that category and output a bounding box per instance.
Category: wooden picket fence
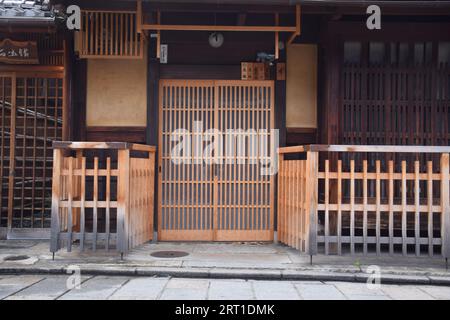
[50,142,156,255]
[278,145,450,258]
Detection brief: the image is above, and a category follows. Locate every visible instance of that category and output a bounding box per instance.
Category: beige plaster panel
[86,57,147,127]
[286,44,318,128]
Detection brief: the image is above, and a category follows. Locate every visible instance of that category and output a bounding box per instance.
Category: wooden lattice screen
[159,80,275,242]
[0,74,63,230]
[77,10,144,59]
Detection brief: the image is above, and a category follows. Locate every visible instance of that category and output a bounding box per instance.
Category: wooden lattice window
[77,10,144,59]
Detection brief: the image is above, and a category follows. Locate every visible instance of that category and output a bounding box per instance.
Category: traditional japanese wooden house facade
[0,0,70,239]
[1,0,450,259]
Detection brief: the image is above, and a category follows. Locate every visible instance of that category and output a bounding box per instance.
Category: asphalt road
[0,275,449,300]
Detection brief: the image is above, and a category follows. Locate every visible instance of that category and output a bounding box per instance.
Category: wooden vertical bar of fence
[269,83,275,239]
[296,160,301,250]
[306,151,318,255]
[337,160,342,255]
[325,160,330,255]
[289,160,293,246]
[440,153,450,259]
[117,149,130,254]
[414,161,420,256]
[50,149,63,253]
[278,153,284,242]
[149,151,155,239]
[363,160,368,255]
[80,157,86,251]
[67,158,74,252]
[427,161,433,256]
[7,75,16,231]
[388,160,394,255]
[402,161,407,256]
[350,160,355,255]
[106,157,111,250]
[93,157,99,251]
[376,160,381,256]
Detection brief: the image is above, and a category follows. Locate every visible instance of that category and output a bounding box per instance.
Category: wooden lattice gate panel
[0,73,63,232]
[158,80,275,241]
[159,80,215,241]
[0,76,13,228]
[215,81,275,241]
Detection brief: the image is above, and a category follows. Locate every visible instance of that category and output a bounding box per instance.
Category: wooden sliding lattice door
[158,80,275,241]
[0,73,63,236]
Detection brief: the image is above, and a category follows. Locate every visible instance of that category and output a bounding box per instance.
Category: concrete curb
[1,265,450,286]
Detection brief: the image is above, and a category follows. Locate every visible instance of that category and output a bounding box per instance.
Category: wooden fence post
[277,153,284,243]
[441,153,450,260]
[117,149,130,256]
[50,149,63,254]
[306,151,318,256]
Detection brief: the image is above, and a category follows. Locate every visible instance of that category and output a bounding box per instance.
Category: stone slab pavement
[1,240,450,285]
[1,275,450,300]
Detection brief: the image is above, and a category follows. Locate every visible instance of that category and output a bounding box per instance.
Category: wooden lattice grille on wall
[340,41,450,148]
[77,10,144,59]
[0,74,63,229]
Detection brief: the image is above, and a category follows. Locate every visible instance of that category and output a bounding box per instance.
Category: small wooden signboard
[0,39,39,64]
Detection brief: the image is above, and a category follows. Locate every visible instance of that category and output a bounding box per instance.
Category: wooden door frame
[0,73,16,237]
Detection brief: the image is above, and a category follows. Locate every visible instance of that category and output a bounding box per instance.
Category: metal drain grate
[4,255,30,261]
[150,251,189,258]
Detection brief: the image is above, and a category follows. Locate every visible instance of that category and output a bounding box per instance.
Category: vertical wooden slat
[7,75,16,230]
[402,160,407,256]
[324,159,330,255]
[269,84,275,238]
[441,153,450,259]
[67,158,74,252]
[388,160,394,255]
[92,157,98,251]
[278,153,284,243]
[350,159,355,254]
[20,78,27,227]
[106,157,111,250]
[213,83,219,240]
[427,161,433,256]
[306,151,318,255]
[80,157,86,251]
[117,149,130,253]
[50,149,62,253]
[337,159,342,255]
[376,160,381,255]
[414,161,420,256]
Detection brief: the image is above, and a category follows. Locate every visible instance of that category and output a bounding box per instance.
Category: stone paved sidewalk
[1,240,450,285]
[1,275,450,300]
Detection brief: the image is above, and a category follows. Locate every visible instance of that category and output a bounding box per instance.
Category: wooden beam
[287,5,301,45]
[136,0,142,33]
[156,11,161,59]
[279,145,450,154]
[141,24,296,32]
[275,13,279,60]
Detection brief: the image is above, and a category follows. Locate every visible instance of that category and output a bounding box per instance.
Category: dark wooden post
[323,29,342,254]
[147,35,160,240]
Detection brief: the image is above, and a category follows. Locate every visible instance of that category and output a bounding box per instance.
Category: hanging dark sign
[0,39,39,64]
